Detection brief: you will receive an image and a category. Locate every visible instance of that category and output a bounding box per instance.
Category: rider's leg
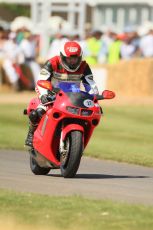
[25,108,46,147]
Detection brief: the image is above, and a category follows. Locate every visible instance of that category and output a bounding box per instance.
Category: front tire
[30,156,51,175]
[60,131,83,178]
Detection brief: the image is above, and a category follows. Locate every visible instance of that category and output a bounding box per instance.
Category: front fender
[62,124,84,141]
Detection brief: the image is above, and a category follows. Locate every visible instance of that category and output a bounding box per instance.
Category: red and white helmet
[60,41,83,72]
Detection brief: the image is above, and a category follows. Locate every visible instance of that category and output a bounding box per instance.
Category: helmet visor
[61,54,82,71]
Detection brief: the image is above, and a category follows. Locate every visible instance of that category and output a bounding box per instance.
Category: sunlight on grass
[0,190,153,230]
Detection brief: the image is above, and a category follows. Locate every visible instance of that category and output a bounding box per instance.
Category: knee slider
[29,110,39,124]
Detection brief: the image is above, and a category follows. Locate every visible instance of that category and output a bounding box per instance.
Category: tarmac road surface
[0,150,153,205]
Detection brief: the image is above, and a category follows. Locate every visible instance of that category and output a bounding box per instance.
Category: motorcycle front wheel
[60,130,83,178]
[30,156,51,175]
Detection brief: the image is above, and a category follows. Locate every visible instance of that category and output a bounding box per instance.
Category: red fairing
[33,108,61,166]
[31,89,101,167]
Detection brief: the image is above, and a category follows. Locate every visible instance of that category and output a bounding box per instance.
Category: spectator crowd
[0,26,40,90]
[0,21,153,91]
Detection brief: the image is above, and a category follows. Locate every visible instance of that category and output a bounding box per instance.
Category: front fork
[59,130,71,165]
[59,131,65,154]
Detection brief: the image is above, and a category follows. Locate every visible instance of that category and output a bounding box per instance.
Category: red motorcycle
[24,80,115,178]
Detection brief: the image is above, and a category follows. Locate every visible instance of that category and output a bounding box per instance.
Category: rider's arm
[81,64,99,95]
[35,60,53,98]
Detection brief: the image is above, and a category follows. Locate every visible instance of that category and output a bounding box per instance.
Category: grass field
[0,189,153,230]
[0,103,153,167]
[86,105,153,167]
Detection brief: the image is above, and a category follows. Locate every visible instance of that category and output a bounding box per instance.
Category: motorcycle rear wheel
[30,156,51,175]
[60,130,83,178]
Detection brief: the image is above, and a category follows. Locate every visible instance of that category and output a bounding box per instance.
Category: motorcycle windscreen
[53,81,94,108]
[53,80,94,95]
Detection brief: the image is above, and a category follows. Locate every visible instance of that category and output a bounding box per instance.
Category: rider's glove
[40,92,56,105]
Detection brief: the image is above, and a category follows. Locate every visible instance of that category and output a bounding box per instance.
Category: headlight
[66,106,80,115]
[81,109,93,116]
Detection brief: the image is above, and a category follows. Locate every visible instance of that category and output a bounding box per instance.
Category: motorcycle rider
[25,41,99,147]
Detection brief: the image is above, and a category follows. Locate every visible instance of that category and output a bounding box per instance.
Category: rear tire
[30,156,51,175]
[60,131,83,178]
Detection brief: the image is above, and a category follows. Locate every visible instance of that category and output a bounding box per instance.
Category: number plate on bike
[83,99,94,108]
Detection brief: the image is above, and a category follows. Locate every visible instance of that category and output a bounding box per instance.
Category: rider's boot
[25,123,37,147]
[25,108,46,147]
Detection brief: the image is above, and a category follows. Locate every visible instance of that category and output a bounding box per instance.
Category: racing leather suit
[36,55,99,97]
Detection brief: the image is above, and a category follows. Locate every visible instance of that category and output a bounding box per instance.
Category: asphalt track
[0,149,153,205]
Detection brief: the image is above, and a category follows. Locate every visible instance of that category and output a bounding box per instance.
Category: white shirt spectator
[19,37,40,84]
[47,37,68,59]
[19,38,36,60]
[120,43,136,59]
[2,37,23,85]
[139,34,153,57]
[3,39,21,62]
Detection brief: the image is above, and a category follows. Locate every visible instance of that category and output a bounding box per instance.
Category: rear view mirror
[37,80,52,91]
[102,90,115,99]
